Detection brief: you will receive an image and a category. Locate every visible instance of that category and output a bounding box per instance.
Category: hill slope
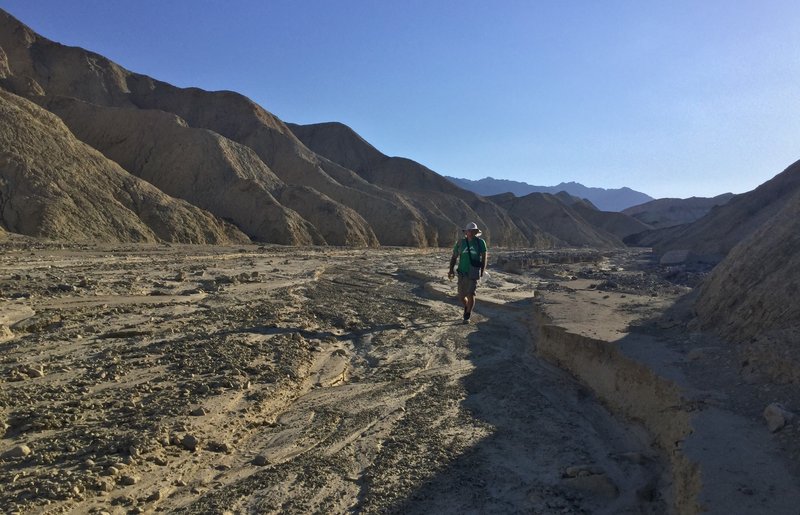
[488,192,624,248]
[627,161,800,263]
[0,88,247,244]
[693,188,800,383]
[288,122,533,246]
[623,194,734,229]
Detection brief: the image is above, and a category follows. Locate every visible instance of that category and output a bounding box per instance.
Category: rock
[208,441,232,453]
[2,444,31,459]
[563,464,605,478]
[253,455,269,466]
[0,324,13,342]
[119,475,139,486]
[563,473,619,498]
[764,403,796,432]
[25,366,45,378]
[181,434,199,451]
[190,407,207,417]
[686,347,717,362]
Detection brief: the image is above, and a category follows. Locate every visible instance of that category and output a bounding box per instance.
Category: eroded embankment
[531,290,800,514]
[532,307,699,513]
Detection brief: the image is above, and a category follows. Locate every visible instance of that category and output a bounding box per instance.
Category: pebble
[181,434,199,451]
[0,324,13,341]
[253,455,269,466]
[562,473,619,498]
[2,444,32,459]
[26,366,45,378]
[764,403,796,432]
[563,464,604,478]
[119,475,138,486]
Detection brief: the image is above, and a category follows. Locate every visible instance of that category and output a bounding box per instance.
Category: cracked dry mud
[0,243,666,514]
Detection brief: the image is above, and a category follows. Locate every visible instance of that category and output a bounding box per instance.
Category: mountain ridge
[448,176,654,212]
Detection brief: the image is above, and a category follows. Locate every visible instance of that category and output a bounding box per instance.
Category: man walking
[448,222,487,323]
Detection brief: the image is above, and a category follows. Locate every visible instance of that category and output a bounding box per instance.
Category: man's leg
[466,294,475,315]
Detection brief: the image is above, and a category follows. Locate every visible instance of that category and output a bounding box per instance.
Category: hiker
[448,222,487,322]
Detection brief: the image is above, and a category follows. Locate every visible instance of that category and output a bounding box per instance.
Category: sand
[0,240,670,514]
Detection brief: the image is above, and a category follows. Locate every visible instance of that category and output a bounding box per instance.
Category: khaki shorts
[457,272,478,297]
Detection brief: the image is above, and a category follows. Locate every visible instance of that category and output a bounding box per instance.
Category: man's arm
[448,251,457,279]
[480,250,487,277]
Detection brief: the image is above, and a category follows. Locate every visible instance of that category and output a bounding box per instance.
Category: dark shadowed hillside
[694,187,800,382]
[627,161,800,263]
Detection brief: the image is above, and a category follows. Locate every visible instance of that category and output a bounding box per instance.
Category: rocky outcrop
[627,162,800,263]
[0,88,247,244]
[623,194,734,229]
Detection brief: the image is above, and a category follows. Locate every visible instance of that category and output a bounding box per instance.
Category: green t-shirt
[453,237,487,274]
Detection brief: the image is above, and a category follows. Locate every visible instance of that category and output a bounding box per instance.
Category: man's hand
[448,269,454,280]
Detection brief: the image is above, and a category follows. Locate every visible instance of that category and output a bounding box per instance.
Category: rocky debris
[763,403,796,433]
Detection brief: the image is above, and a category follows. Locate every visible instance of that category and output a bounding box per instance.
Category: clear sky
[3,0,800,198]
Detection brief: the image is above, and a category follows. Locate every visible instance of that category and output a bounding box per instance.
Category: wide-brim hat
[463,222,482,236]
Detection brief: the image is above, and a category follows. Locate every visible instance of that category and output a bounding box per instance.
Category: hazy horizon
[3,0,799,199]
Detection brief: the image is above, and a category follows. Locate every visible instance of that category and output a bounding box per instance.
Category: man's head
[463,222,481,239]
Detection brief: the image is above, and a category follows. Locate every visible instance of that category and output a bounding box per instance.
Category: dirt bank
[529,249,800,514]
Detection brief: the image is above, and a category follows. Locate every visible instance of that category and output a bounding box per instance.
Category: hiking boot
[464,311,471,322]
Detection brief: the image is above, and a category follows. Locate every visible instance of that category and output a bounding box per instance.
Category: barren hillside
[0,88,247,244]
[694,188,800,381]
[627,161,800,262]
[623,193,734,229]
[489,192,624,248]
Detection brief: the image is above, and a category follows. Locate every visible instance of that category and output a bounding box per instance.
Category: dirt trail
[0,243,665,514]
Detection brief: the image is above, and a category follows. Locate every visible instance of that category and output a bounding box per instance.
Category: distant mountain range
[446,176,654,212]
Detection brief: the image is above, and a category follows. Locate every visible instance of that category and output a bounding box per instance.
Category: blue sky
[3,0,800,198]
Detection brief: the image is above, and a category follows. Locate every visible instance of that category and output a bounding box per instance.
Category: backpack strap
[464,238,481,267]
